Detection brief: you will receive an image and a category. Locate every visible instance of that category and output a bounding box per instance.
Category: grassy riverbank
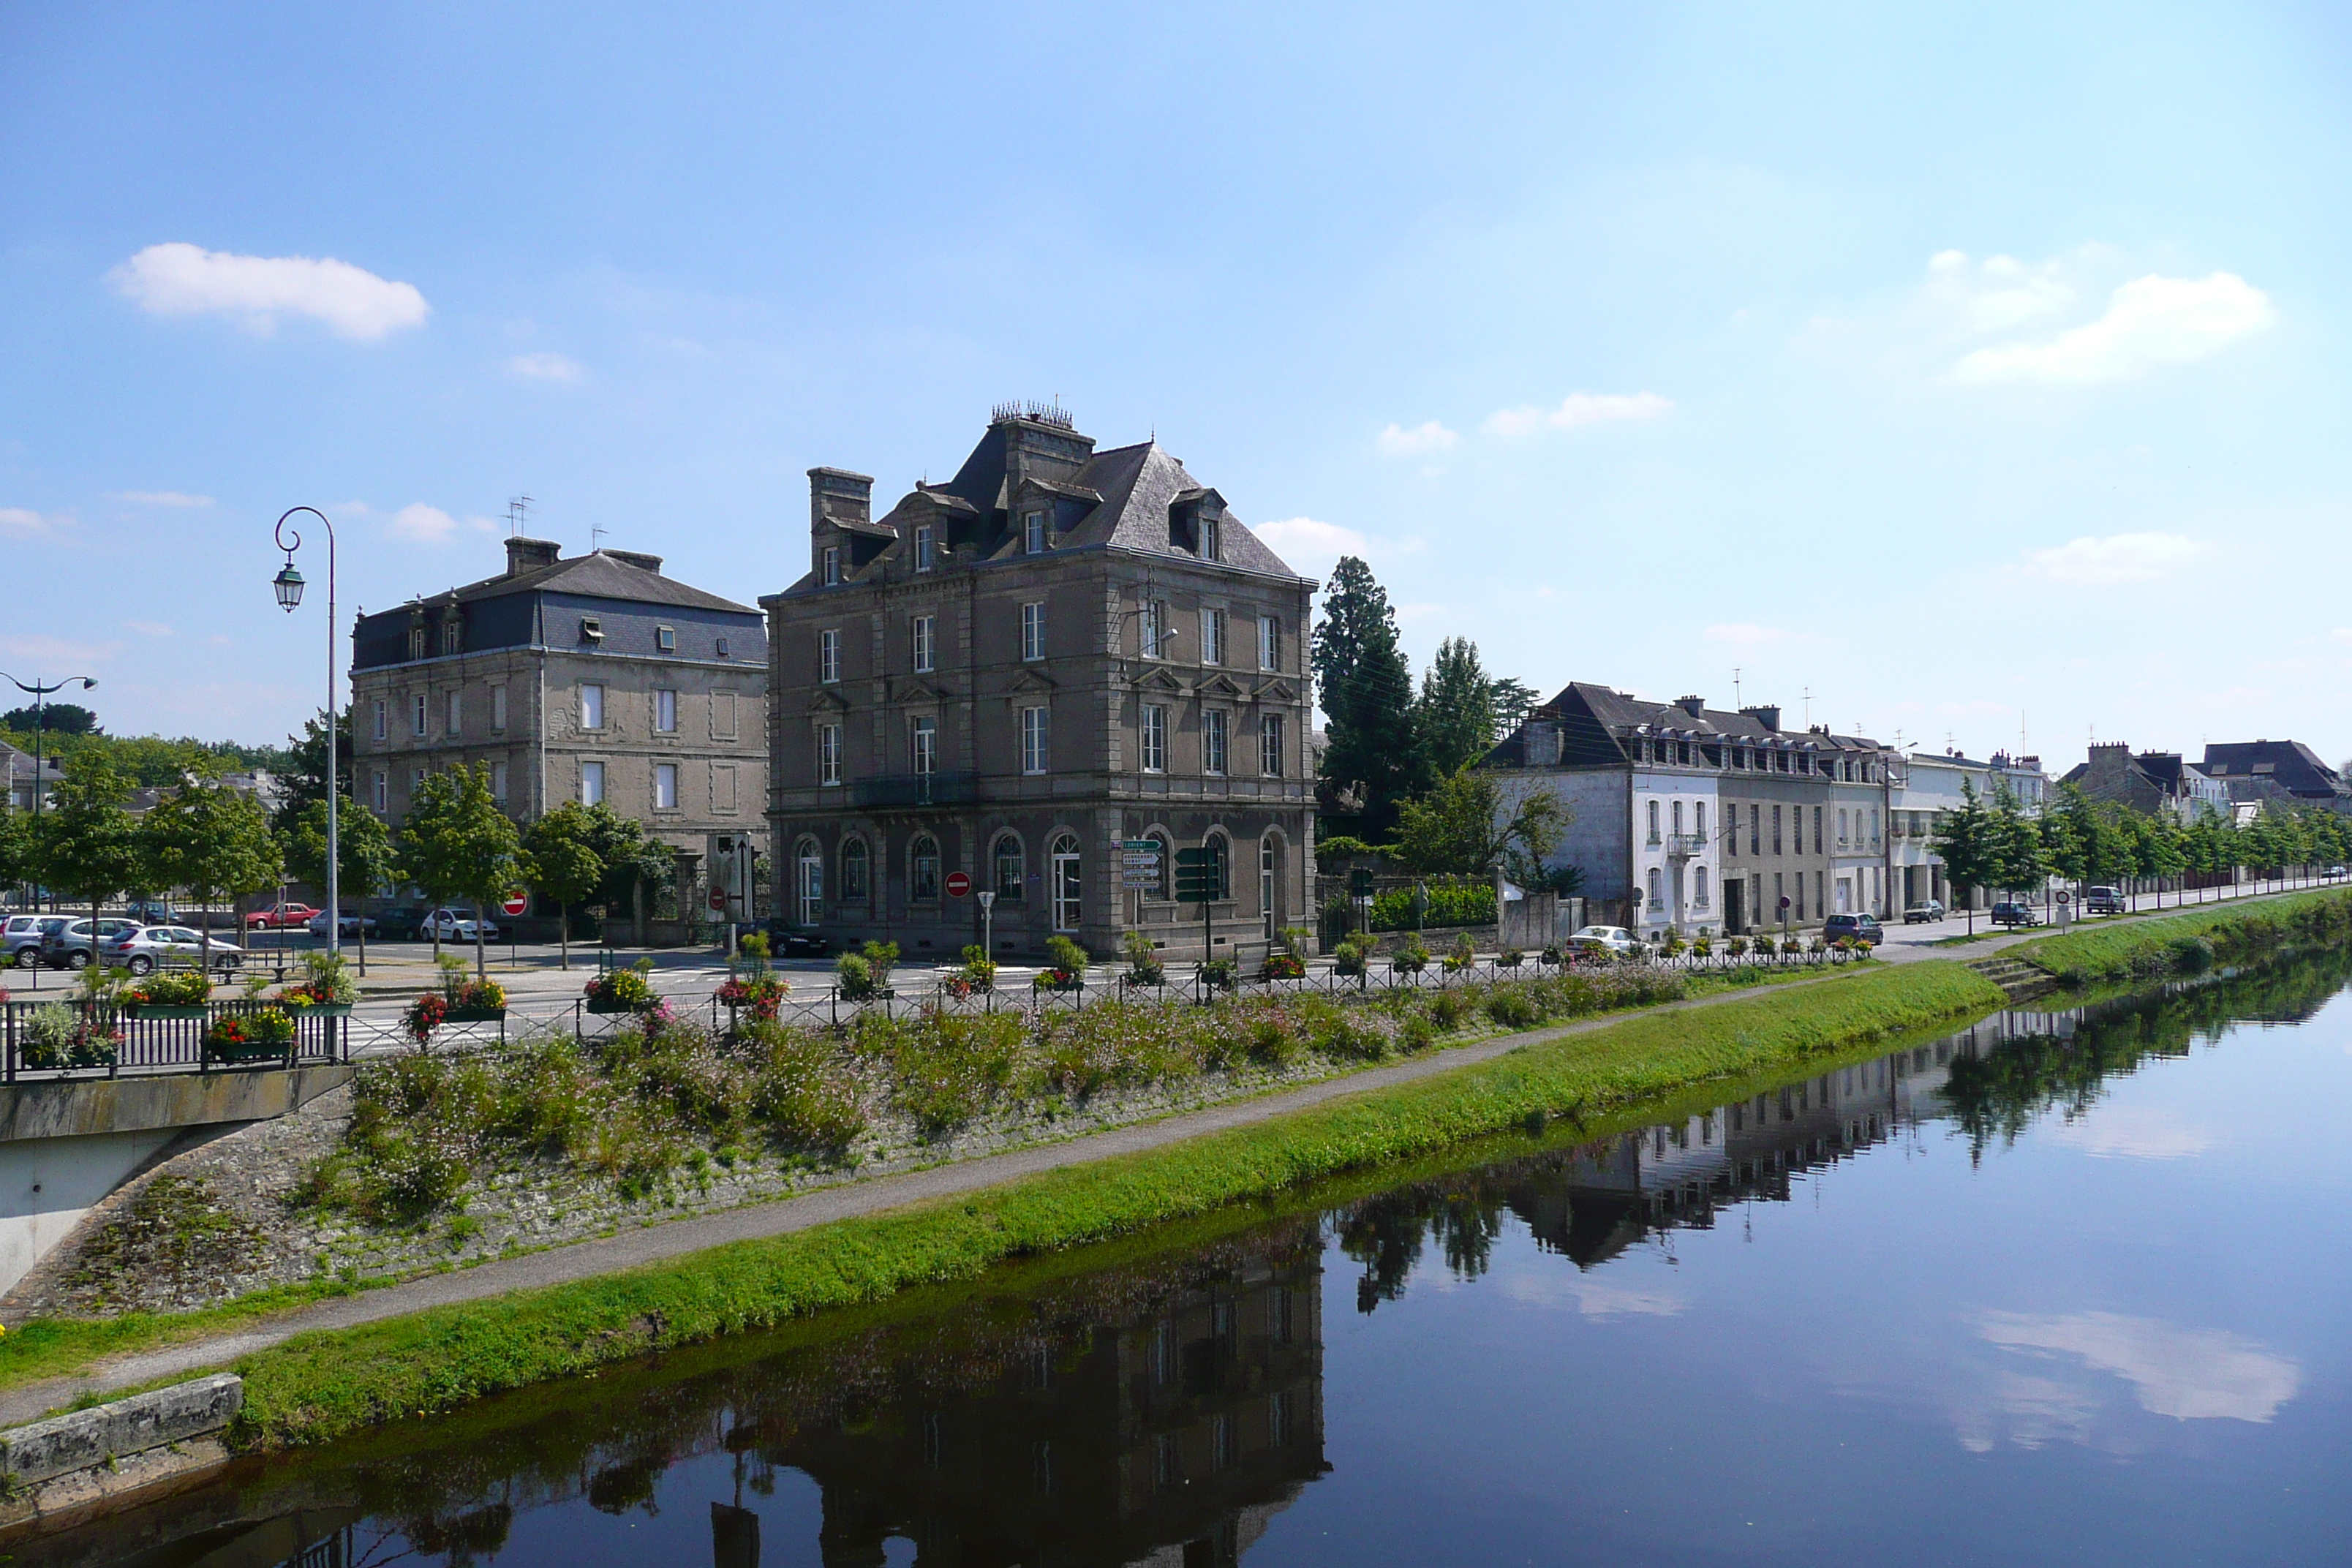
[227,958,2003,1450]
[2010,886,2352,986]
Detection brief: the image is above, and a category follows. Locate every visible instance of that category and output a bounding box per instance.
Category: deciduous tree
[36,751,140,962]
[281,797,398,973]
[1393,769,1568,885]
[522,803,606,970]
[400,765,529,977]
[141,780,282,968]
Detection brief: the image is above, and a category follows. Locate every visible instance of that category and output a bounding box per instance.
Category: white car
[1568,924,1640,956]
[100,925,247,975]
[306,910,378,938]
[421,907,500,943]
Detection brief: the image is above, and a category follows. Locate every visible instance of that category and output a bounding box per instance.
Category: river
[28,951,2352,1567]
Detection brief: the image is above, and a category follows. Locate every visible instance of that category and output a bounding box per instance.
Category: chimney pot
[505,536,561,576]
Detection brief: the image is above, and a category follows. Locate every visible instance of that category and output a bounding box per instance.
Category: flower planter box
[585,998,642,1015]
[443,1006,508,1023]
[127,1005,208,1020]
[284,1003,354,1017]
[206,1040,288,1066]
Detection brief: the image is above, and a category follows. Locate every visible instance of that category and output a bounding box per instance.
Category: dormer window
[440,620,462,656]
[581,615,603,643]
[716,636,731,658]
[407,625,427,661]
[657,625,676,652]
[1024,511,1047,555]
[1201,516,1220,562]
[822,546,840,586]
[916,524,935,572]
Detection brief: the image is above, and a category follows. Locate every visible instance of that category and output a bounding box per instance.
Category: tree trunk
[475,909,487,980]
[559,901,570,970]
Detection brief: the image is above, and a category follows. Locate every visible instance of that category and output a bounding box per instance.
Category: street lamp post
[271,508,339,961]
[0,671,98,913]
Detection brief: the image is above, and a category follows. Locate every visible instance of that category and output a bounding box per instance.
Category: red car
[244,902,323,930]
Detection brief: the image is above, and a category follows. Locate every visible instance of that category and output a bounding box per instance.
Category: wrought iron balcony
[846,772,981,809]
[1663,832,1708,859]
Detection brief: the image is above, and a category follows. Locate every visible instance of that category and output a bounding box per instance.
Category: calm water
[31,951,2352,1568]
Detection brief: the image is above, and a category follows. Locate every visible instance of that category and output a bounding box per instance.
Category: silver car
[100,925,247,975]
[4,914,69,968]
[1568,924,1640,955]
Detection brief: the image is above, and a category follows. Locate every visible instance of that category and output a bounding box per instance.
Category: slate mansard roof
[1482,682,1882,770]
[2199,740,2349,801]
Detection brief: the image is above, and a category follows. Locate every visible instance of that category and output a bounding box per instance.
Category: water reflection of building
[769,1249,1327,1568]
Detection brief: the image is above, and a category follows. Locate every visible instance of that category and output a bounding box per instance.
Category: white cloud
[110,242,431,340]
[1499,1269,1688,1319]
[108,490,214,508]
[0,633,121,665]
[1923,249,2078,336]
[1954,271,2274,385]
[0,508,49,532]
[389,502,459,543]
[1377,420,1459,456]
[1485,391,1673,436]
[2009,532,2208,587]
[2043,1104,2214,1160]
[1255,516,1369,562]
[124,620,174,638]
[507,351,584,382]
[1980,1311,2300,1422]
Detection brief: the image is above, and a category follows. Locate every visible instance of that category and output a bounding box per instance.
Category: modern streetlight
[272,508,339,960]
[0,671,97,908]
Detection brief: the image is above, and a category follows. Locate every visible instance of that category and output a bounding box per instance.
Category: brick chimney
[601,549,663,574]
[1676,695,1706,718]
[505,537,561,576]
[1740,704,1782,732]
[808,467,874,578]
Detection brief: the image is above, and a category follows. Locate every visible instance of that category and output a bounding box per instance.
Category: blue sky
[4,1,2348,769]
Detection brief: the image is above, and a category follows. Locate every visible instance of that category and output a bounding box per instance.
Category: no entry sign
[500,891,529,917]
[946,870,973,897]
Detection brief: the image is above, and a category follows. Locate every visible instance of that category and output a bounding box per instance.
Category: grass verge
[2008,886,2352,987]
[225,959,2002,1450]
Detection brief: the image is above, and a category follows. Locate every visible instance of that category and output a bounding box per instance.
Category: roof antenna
[506,494,533,536]
[591,524,607,554]
[1733,667,1741,706]
[1802,686,1811,728]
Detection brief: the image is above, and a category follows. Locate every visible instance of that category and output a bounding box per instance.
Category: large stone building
[762,404,1318,962]
[350,538,769,881]
[2198,739,2352,816]
[1483,684,1896,938]
[2060,742,2229,821]
[1886,748,2051,913]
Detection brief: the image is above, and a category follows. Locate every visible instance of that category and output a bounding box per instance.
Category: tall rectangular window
[1203,709,1228,775]
[491,685,508,732]
[654,689,677,734]
[1201,517,1220,561]
[1258,616,1278,671]
[1021,601,1045,661]
[445,689,462,736]
[1772,804,1783,856]
[491,761,508,804]
[1142,704,1167,772]
[655,763,679,810]
[1813,807,1823,856]
[818,723,842,785]
[581,761,606,806]
[821,546,840,586]
[1021,706,1049,774]
[1259,714,1283,776]
[819,628,841,683]
[1648,799,1661,842]
[911,614,935,673]
[1199,608,1225,666]
[372,698,387,742]
[1750,804,1761,856]
[411,693,428,737]
[915,524,935,572]
[1024,511,1047,554]
[911,715,936,775]
[441,620,461,655]
[579,683,605,731]
[372,770,387,813]
[1141,599,1166,658]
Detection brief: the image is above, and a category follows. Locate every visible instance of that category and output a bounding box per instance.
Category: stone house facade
[2198,740,2352,817]
[1886,749,2052,913]
[2061,743,2229,822]
[762,405,1318,962]
[349,538,769,894]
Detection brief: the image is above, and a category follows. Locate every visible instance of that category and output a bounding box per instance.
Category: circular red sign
[709,887,728,911]
[945,871,973,897]
[500,892,529,916]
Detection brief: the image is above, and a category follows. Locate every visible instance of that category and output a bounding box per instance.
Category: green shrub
[1485,988,1539,1029]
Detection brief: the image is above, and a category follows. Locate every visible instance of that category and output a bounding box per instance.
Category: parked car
[244,902,323,931]
[124,900,178,925]
[4,914,71,968]
[1823,913,1884,947]
[374,905,429,941]
[421,907,501,943]
[41,916,146,968]
[1990,901,2040,928]
[2084,886,2126,916]
[305,910,378,938]
[99,925,246,975]
[1567,924,1640,956]
[758,920,835,959]
[1902,900,1945,924]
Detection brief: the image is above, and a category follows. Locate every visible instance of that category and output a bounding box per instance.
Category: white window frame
[1049,834,1081,932]
[1199,608,1225,666]
[411,693,428,737]
[1259,713,1282,777]
[491,761,509,804]
[654,688,677,734]
[915,524,935,572]
[491,685,508,733]
[1203,709,1228,776]
[372,770,388,813]
[581,760,606,806]
[445,688,461,737]
[1141,704,1167,773]
[372,698,387,742]
[654,762,679,810]
[912,614,935,673]
[1258,616,1278,671]
[656,625,676,652]
[822,546,840,586]
[1020,601,1046,662]
[1021,706,1049,775]
[819,628,841,684]
[1024,510,1047,554]
[579,683,605,731]
[818,722,842,786]
[911,715,936,776]
[1141,599,1166,659]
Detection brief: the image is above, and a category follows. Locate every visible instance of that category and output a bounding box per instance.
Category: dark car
[2084,886,2126,916]
[1823,913,1883,947]
[1990,901,2040,928]
[758,919,834,960]
[374,906,429,941]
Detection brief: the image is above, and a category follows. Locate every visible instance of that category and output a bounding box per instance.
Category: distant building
[0,741,60,813]
[2060,743,2228,821]
[348,538,769,875]
[2198,740,2352,816]
[1483,685,1896,938]
[761,405,1318,962]
[1885,749,2052,912]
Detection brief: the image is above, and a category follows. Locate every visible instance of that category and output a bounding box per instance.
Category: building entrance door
[1725,878,1744,935]
[797,851,823,927]
[1049,835,1082,933]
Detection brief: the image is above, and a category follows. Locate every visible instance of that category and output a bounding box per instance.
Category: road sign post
[1174,846,1222,981]
[977,889,995,959]
[946,870,972,899]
